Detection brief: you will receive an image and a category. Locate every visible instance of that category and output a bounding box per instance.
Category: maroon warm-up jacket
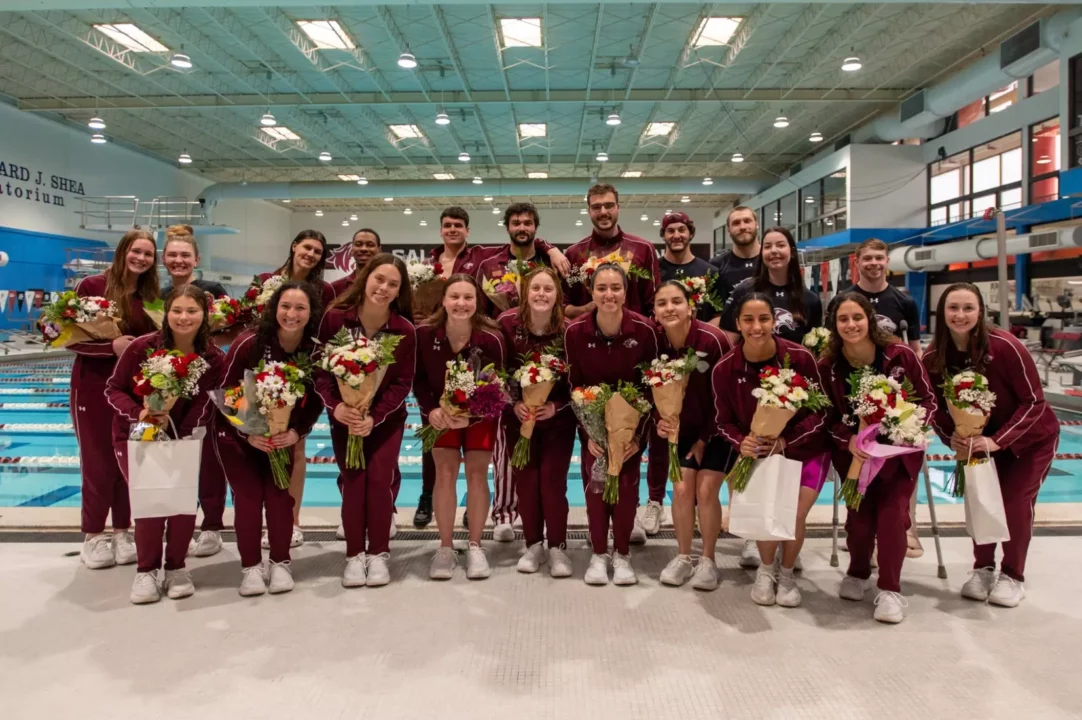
[656,319,733,444]
[413,322,507,417]
[498,309,571,423]
[428,238,555,278]
[256,271,337,312]
[562,228,660,314]
[69,273,157,384]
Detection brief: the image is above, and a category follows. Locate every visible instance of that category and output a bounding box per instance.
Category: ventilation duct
[887,227,1082,272]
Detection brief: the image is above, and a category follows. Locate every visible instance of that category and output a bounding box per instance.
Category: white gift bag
[729,455,801,541]
[128,427,205,519]
[964,460,1010,545]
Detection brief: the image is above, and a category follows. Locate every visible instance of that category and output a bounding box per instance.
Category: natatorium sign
[0,161,85,209]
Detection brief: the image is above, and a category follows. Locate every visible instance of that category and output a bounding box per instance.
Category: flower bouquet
[482,257,540,312]
[676,274,723,311]
[407,259,446,321]
[841,367,931,509]
[415,350,509,453]
[802,327,832,357]
[940,370,996,497]
[727,356,831,493]
[572,382,651,503]
[317,328,403,469]
[641,348,705,483]
[242,274,286,318]
[131,348,210,440]
[510,345,567,468]
[571,384,610,493]
[252,356,311,488]
[567,250,652,287]
[209,295,250,332]
[39,290,121,347]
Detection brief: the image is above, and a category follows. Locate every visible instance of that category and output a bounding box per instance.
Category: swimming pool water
[2,358,1081,509]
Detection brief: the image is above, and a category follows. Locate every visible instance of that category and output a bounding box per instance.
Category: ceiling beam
[0,0,1066,9]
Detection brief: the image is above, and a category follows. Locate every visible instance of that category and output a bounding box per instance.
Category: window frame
[926,130,1023,226]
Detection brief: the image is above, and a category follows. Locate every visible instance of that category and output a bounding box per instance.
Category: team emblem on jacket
[889,366,905,380]
[623,338,638,349]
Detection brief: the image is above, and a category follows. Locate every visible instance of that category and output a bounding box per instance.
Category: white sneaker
[466,542,491,580]
[691,558,720,591]
[113,531,137,566]
[190,531,223,558]
[961,567,997,602]
[629,517,647,545]
[873,590,907,623]
[750,565,777,606]
[129,572,161,604]
[268,560,294,594]
[584,553,610,585]
[261,528,270,550]
[81,533,116,570]
[290,526,304,548]
[342,554,367,588]
[517,543,546,574]
[641,501,663,536]
[239,565,268,597]
[839,575,868,601]
[793,552,803,572]
[775,567,801,608]
[548,547,573,578]
[366,553,391,587]
[335,524,346,540]
[612,553,637,586]
[739,539,760,569]
[988,575,1025,608]
[493,522,515,542]
[163,568,195,599]
[660,554,695,587]
[389,516,398,540]
[429,547,457,580]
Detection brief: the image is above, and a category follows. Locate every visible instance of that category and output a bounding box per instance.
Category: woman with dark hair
[214,282,325,596]
[923,283,1058,608]
[73,228,160,571]
[564,263,659,586]
[714,292,828,607]
[315,254,416,588]
[497,267,575,578]
[721,227,821,344]
[652,280,733,590]
[820,291,936,623]
[105,285,224,604]
[415,273,507,581]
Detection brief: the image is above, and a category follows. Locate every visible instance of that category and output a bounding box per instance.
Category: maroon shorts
[433,420,497,452]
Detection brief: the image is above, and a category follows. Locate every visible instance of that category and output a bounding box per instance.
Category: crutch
[830,465,841,567]
[922,457,947,579]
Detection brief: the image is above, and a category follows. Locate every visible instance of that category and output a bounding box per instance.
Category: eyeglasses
[589,202,617,212]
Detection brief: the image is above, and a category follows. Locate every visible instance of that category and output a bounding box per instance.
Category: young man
[563,183,660,318]
[709,206,760,306]
[474,202,551,318]
[330,228,382,297]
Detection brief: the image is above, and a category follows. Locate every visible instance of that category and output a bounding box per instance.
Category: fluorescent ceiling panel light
[621,171,642,178]
[388,124,423,139]
[93,23,168,53]
[262,126,300,141]
[691,17,741,48]
[518,123,547,138]
[433,173,455,180]
[527,172,548,179]
[499,18,542,48]
[295,20,356,50]
[644,122,675,137]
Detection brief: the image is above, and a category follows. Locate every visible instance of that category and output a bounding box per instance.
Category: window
[988,82,1017,114]
[1030,118,1061,203]
[1029,59,1060,96]
[954,81,1020,128]
[794,170,847,240]
[777,193,797,230]
[927,132,1022,225]
[1070,53,1082,169]
[799,180,819,223]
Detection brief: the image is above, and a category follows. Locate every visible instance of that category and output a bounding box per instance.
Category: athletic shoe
[129,572,161,605]
[584,553,610,586]
[988,575,1025,608]
[466,542,491,580]
[268,560,294,594]
[775,567,801,608]
[239,564,268,597]
[691,558,720,591]
[629,517,647,545]
[517,543,546,574]
[190,531,223,558]
[750,565,777,606]
[493,523,515,542]
[336,524,346,540]
[739,539,760,569]
[548,547,573,578]
[839,575,868,601]
[612,553,637,586]
[641,501,663,536]
[81,533,116,570]
[773,547,803,572]
[290,526,304,548]
[429,547,457,580]
[113,531,137,566]
[413,493,433,528]
[660,554,695,587]
[961,567,996,602]
[873,590,907,623]
[342,554,367,588]
[163,568,195,599]
[366,553,391,587]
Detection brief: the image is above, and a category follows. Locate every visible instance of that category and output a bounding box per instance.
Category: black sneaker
[413,493,433,528]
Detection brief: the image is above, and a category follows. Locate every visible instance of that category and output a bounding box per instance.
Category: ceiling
[0,2,1054,212]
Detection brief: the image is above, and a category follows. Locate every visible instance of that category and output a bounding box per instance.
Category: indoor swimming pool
[2,354,1081,509]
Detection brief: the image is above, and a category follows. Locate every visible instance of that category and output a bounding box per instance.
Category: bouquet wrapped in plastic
[39,290,120,347]
[802,327,832,358]
[675,274,723,311]
[241,274,285,318]
[571,382,651,503]
[210,373,268,437]
[566,250,652,287]
[940,370,996,497]
[209,295,251,332]
[415,349,509,453]
[509,344,567,468]
[641,348,706,483]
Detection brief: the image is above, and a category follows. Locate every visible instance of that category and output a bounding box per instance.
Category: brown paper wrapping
[145,309,165,329]
[749,403,796,439]
[518,380,555,440]
[485,290,515,313]
[337,366,390,430]
[651,378,688,442]
[64,318,122,345]
[605,393,642,473]
[846,419,869,480]
[266,405,292,435]
[144,393,178,426]
[948,402,990,442]
[413,278,447,322]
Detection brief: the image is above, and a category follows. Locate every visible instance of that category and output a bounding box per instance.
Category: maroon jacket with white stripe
[105,331,224,442]
[656,319,733,444]
[314,307,416,430]
[413,322,507,417]
[713,337,828,461]
[497,309,571,422]
[68,273,157,386]
[922,327,1057,452]
[562,228,660,314]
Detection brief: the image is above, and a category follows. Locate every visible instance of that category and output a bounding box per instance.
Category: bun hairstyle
[165,224,200,258]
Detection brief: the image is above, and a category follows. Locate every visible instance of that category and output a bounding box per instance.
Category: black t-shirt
[721,278,823,344]
[830,284,920,342]
[162,278,228,299]
[709,250,759,307]
[659,256,719,322]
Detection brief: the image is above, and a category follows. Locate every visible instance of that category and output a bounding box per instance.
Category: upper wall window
[1031,117,1061,203]
[1070,53,1082,169]
[1029,59,1060,96]
[927,131,1022,224]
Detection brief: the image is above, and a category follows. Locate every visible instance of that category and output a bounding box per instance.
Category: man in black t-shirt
[709,206,760,306]
[657,212,720,324]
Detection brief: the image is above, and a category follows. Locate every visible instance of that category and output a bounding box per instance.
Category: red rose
[433,262,444,275]
[245,287,258,300]
[133,377,153,397]
[791,375,807,389]
[61,308,76,319]
[451,389,468,406]
[99,300,110,308]
[171,356,190,378]
[363,361,378,374]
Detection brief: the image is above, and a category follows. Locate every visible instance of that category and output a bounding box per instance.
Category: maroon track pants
[646,430,669,504]
[134,515,196,574]
[198,433,226,532]
[580,430,644,556]
[511,418,575,548]
[73,386,130,534]
[844,461,917,593]
[333,419,404,557]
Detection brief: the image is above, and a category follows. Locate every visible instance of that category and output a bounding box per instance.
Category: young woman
[72,229,159,571]
[714,293,828,607]
[721,226,822,344]
[564,263,659,586]
[652,281,734,590]
[497,267,575,578]
[820,291,936,623]
[923,283,1058,608]
[214,282,325,596]
[257,230,337,548]
[414,274,507,581]
[315,254,416,588]
[160,225,227,298]
[105,286,224,604]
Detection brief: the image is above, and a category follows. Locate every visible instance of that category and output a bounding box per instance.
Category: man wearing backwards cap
[657,212,720,325]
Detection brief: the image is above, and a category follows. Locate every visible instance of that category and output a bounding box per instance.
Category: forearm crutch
[830,466,840,567]
[922,458,947,579]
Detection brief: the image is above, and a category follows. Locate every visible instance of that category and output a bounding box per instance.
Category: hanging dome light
[398,51,418,69]
[596,151,609,162]
[1036,155,1052,165]
[472,176,483,185]
[580,209,587,215]
[356,176,369,185]
[773,116,789,128]
[342,220,349,227]
[87,116,106,130]
[420,220,428,226]
[90,133,107,144]
[170,52,192,69]
[435,111,451,126]
[315,210,324,217]
[702,177,714,186]
[318,151,332,162]
[575,220,583,226]
[809,131,824,143]
[404,208,413,215]
[606,112,621,126]
[178,151,192,165]
[680,196,690,203]
[652,220,660,226]
[350,214,358,221]
[841,56,862,72]
[458,151,471,162]
[384,197,394,202]
[731,152,744,163]
[483,196,493,202]
[492,207,500,215]
[260,112,277,127]
[640,214,648,221]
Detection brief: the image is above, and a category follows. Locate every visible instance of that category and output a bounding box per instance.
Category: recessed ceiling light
[384,197,394,202]
[596,151,609,162]
[388,124,423,139]
[527,172,548,179]
[773,116,789,128]
[170,52,192,69]
[645,122,675,137]
[315,210,324,217]
[93,23,168,53]
[90,133,107,144]
[1036,155,1052,165]
[404,208,413,215]
[473,176,484,184]
[606,112,621,126]
[260,112,276,127]
[435,111,450,126]
[499,18,542,48]
[88,116,105,130]
[621,171,642,178]
[319,151,332,162]
[809,131,824,143]
[433,173,455,180]
[702,177,713,185]
[262,126,300,141]
[357,176,368,185]
[296,20,356,50]
[731,152,744,162]
[841,56,862,72]
[484,196,493,202]
[337,174,360,181]
[691,17,741,48]
[397,51,418,69]
[518,123,547,138]
[178,152,192,165]
[680,196,690,203]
